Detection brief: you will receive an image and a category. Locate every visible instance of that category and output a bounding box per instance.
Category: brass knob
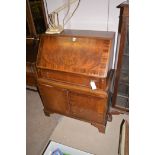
[72,37,77,42]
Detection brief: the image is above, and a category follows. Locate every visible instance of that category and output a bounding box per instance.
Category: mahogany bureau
[36,29,115,133]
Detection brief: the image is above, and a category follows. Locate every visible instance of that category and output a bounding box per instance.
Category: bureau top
[37,29,115,78]
[43,29,115,40]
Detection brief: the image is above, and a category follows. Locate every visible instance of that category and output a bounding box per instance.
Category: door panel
[38,83,69,114]
[70,92,107,123]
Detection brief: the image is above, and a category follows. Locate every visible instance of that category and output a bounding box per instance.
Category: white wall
[43,0,125,67]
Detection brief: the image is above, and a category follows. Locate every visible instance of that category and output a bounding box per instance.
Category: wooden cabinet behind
[26,0,47,87]
[112,2,129,112]
[36,29,115,133]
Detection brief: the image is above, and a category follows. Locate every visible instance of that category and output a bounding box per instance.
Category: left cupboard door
[38,82,69,115]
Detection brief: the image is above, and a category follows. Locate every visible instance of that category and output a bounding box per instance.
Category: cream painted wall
[43,0,125,67]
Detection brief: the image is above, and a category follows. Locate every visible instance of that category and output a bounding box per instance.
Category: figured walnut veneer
[37,29,115,133]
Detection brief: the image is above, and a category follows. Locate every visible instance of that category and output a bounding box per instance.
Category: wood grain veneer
[37,29,115,133]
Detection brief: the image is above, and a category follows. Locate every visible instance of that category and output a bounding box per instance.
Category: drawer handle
[72,37,77,42]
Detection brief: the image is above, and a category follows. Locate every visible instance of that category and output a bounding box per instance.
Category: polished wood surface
[37,69,107,89]
[38,82,69,114]
[38,78,107,98]
[37,30,115,78]
[37,29,115,133]
[70,91,106,123]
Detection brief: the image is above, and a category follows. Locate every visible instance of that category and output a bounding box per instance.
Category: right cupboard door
[69,92,107,124]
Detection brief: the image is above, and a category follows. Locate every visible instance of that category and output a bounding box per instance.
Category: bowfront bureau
[36,29,115,133]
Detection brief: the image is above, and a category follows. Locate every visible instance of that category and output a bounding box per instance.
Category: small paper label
[90,80,97,90]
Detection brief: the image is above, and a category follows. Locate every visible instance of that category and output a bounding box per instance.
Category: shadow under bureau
[36,29,115,133]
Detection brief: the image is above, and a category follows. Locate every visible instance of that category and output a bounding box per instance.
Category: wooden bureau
[36,29,115,133]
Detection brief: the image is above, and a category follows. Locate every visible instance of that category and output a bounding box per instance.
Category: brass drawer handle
[90,80,97,90]
[72,37,77,42]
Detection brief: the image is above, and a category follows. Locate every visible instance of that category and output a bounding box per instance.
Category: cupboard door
[38,83,69,114]
[70,92,107,124]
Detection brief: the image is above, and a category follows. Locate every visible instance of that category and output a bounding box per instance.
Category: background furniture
[26,0,47,87]
[112,2,129,112]
[118,119,129,155]
[36,30,115,133]
[26,38,39,86]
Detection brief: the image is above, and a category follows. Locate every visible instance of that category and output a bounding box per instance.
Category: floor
[26,89,62,155]
[26,89,128,155]
[50,114,128,155]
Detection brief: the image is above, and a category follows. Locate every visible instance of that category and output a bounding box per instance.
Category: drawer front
[70,92,108,123]
[38,69,106,89]
[38,82,69,114]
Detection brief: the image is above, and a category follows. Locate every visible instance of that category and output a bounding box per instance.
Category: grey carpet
[26,89,129,155]
[26,90,62,155]
[49,114,129,155]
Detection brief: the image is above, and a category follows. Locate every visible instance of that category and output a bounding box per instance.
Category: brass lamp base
[45,25,64,34]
